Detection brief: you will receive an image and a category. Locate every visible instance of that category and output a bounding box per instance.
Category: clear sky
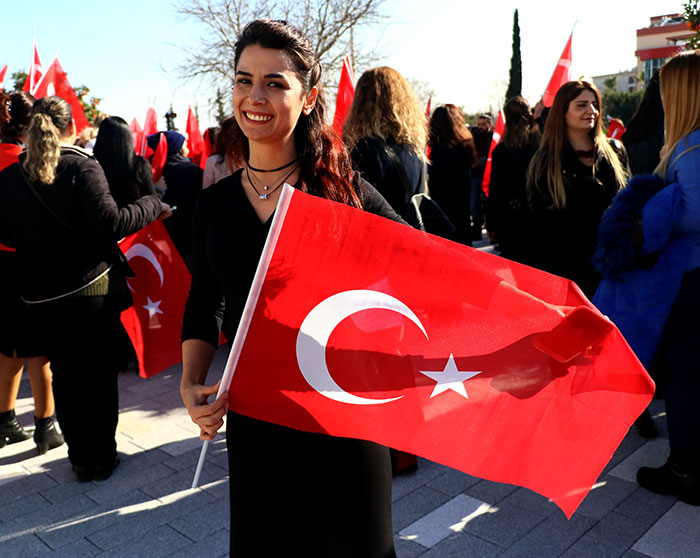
[2,0,687,129]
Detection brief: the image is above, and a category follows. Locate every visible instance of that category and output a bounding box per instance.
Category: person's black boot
[634,408,659,439]
[33,415,65,455]
[0,409,32,447]
[637,454,700,505]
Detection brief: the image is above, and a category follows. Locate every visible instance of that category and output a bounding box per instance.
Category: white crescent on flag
[124,243,165,287]
[296,289,428,405]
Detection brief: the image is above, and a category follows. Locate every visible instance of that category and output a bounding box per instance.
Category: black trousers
[28,295,123,468]
[662,267,700,461]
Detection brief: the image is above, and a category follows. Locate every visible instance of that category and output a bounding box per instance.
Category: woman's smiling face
[233,44,317,149]
[565,89,599,134]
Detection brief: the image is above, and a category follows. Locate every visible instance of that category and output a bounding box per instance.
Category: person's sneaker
[637,456,700,505]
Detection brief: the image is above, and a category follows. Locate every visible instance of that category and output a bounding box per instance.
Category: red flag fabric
[220,186,654,518]
[481,109,505,196]
[22,42,43,94]
[0,64,7,92]
[186,106,205,166]
[119,220,191,378]
[607,118,626,140]
[140,107,158,157]
[543,30,574,108]
[130,118,143,155]
[199,127,213,170]
[151,132,168,182]
[32,57,89,133]
[332,55,355,136]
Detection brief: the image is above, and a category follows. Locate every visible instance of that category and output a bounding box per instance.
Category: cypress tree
[505,9,522,102]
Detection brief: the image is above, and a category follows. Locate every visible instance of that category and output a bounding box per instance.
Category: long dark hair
[501,96,540,150]
[622,71,663,145]
[0,91,35,140]
[93,116,151,206]
[230,19,360,208]
[429,104,477,166]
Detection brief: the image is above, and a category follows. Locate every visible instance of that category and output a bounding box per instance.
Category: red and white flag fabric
[130,118,143,155]
[32,57,89,133]
[216,185,653,518]
[481,109,505,196]
[332,55,355,137]
[607,118,626,140]
[22,41,43,94]
[119,220,191,378]
[543,29,574,108]
[0,64,7,92]
[186,106,205,167]
[140,107,158,157]
[199,127,213,170]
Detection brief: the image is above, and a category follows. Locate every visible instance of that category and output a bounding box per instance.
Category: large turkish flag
[32,57,90,133]
[221,186,653,518]
[119,220,191,378]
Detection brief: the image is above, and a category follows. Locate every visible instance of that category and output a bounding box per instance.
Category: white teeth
[245,112,272,122]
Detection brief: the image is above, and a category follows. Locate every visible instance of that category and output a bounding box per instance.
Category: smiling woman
[520,81,630,297]
[179,19,402,558]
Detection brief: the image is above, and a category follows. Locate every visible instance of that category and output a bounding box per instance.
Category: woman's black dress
[182,170,401,557]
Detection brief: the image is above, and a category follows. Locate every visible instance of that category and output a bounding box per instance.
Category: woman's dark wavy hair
[429,104,477,166]
[230,19,360,207]
[93,116,151,206]
[621,71,663,145]
[501,96,541,150]
[0,91,35,139]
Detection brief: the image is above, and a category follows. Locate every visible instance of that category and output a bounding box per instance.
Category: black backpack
[381,143,457,241]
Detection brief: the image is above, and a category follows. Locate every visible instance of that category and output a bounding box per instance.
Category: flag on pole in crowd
[543,27,575,108]
[140,107,158,157]
[0,64,7,92]
[481,109,505,196]
[332,55,355,136]
[606,118,626,140]
[203,185,654,517]
[130,118,143,155]
[151,132,168,182]
[119,220,191,378]
[186,106,205,166]
[32,57,89,133]
[200,127,213,170]
[22,39,43,94]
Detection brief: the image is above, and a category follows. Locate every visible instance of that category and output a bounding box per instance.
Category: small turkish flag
[119,220,191,378]
[32,57,90,133]
[186,106,205,166]
[332,55,355,137]
[481,109,505,196]
[607,118,626,140]
[22,42,43,94]
[0,64,8,92]
[219,186,653,518]
[151,132,168,182]
[130,118,143,155]
[140,107,158,157]
[543,29,574,108]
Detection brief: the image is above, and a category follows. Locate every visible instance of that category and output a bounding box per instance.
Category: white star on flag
[143,297,164,319]
[419,354,482,399]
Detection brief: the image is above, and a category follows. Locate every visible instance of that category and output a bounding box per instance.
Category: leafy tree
[175,0,386,90]
[11,71,28,92]
[73,85,104,125]
[603,76,618,92]
[683,0,700,49]
[505,9,522,102]
[602,89,644,125]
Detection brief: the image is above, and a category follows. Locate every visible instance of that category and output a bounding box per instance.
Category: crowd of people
[0,17,699,556]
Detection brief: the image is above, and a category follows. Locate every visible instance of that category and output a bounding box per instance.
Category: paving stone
[633,502,700,558]
[603,431,650,474]
[168,495,230,541]
[392,459,451,502]
[608,438,670,483]
[0,472,58,506]
[573,476,638,521]
[37,537,102,557]
[399,494,489,548]
[560,537,628,558]
[502,486,559,517]
[498,513,595,558]
[166,527,230,558]
[393,536,427,558]
[460,500,547,548]
[0,533,51,558]
[393,486,451,532]
[427,468,481,497]
[580,511,650,551]
[614,486,675,523]
[0,492,51,522]
[99,524,192,558]
[621,551,653,558]
[463,477,519,505]
[140,463,226,500]
[421,531,503,557]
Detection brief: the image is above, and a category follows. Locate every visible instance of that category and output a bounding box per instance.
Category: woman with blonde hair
[344,66,427,215]
[593,50,700,503]
[0,96,167,481]
[523,80,629,297]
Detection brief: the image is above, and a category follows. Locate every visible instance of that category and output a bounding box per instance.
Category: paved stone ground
[1,239,698,557]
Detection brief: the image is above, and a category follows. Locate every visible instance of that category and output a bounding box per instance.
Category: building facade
[636,14,694,82]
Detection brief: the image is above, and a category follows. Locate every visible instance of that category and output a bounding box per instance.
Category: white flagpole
[191,184,296,488]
